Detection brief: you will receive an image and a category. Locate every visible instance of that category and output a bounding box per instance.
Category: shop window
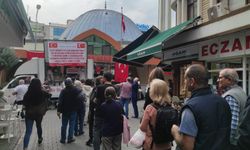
[88,45,94,55]
[102,45,111,55]
[187,0,198,20]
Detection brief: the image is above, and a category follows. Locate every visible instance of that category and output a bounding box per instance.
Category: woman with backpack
[22,78,51,150]
[143,67,165,110]
[140,79,178,150]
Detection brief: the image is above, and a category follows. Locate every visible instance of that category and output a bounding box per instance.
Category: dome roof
[61,9,142,42]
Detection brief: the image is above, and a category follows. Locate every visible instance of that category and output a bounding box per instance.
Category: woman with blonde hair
[74,80,86,136]
[143,67,165,109]
[140,79,177,150]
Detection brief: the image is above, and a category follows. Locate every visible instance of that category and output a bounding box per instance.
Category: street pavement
[1,100,176,150]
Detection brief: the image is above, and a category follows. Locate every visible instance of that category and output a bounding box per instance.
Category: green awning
[127,17,199,61]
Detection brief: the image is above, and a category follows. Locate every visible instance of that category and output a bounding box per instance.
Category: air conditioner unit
[207,1,229,20]
[207,5,218,20]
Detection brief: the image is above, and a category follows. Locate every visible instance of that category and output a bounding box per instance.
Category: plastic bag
[123,115,131,144]
[129,128,145,149]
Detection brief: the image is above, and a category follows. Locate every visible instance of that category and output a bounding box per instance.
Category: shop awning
[113,26,160,67]
[127,17,200,61]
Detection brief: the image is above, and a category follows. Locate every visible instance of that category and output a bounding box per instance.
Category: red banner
[114,63,129,82]
[26,51,44,60]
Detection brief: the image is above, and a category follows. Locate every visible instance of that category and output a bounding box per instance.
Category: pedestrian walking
[93,72,114,150]
[131,77,139,118]
[74,80,86,136]
[22,78,51,150]
[100,86,123,150]
[171,64,232,150]
[143,67,165,110]
[116,77,132,119]
[217,68,247,149]
[57,77,82,144]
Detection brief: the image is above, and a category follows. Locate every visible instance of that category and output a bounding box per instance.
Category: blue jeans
[120,97,130,118]
[23,116,43,149]
[93,116,103,150]
[74,104,86,135]
[61,112,77,142]
[131,96,138,117]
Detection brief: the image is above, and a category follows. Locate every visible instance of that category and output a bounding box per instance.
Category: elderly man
[217,68,247,149]
[12,79,28,105]
[171,64,231,150]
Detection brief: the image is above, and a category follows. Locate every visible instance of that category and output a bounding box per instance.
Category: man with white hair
[217,68,247,149]
[12,79,28,105]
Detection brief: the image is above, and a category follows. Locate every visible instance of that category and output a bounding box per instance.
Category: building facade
[161,0,250,98]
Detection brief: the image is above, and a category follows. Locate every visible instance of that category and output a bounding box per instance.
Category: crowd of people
[12,64,250,150]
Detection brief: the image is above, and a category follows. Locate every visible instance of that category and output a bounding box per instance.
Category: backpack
[149,103,179,145]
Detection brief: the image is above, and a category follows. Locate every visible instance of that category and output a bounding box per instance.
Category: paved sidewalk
[12,101,145,150]
[1,100,176,150]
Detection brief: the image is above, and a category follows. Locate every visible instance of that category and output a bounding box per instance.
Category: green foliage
[0,48,19,70]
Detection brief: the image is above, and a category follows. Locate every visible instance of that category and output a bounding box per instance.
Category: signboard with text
[45,41,87,66]
[199,30,250,60]
[163,44,199,61]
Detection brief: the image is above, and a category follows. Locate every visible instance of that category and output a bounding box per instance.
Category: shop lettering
[172,50,186,56]
[201,35,250,56]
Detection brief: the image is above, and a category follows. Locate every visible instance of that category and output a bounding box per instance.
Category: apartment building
[161,0,250,97]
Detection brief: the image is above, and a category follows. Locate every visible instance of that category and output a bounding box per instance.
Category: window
[187,0,198,20]
[88,45,94,55]
[102,45,111,55]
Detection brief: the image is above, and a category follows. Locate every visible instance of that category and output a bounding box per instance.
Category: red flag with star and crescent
[114,63,129,82]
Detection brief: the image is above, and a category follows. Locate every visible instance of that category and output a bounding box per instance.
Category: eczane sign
[199,30,250,60]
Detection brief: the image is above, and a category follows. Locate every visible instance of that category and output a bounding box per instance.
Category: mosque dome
[61,9,142,42]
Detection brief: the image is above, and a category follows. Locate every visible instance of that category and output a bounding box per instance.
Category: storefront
[162,43,201,99]
[199,28,250,95]
[161,28,250,98]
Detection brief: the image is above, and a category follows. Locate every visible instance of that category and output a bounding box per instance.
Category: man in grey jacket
[217,68,247,149]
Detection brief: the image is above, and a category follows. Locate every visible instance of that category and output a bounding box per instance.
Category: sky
[22,0,159,27]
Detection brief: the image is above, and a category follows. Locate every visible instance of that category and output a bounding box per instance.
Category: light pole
[34,4,41,51]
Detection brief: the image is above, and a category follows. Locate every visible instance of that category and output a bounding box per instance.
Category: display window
[207,57,250,95]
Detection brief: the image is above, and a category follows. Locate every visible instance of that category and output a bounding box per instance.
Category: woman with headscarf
[22,78,51,150]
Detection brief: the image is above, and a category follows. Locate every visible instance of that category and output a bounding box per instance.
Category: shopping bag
[123,115,131,144]
[129,128,146,149]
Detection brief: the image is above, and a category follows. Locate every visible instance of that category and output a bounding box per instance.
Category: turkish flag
[121,14,126,33]
[114,62,129,82]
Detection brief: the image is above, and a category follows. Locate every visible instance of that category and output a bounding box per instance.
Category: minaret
[158,0,171,31]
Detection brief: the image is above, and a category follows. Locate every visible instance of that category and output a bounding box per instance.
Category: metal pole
[35,4,41,51]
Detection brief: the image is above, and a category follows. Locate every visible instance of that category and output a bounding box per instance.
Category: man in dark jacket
[93,72,114,150]
[57,78,81,144]
[171,64,231,150]
[237,96,250,150]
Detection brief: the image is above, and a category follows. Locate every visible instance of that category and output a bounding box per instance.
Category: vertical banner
[114,62,129,82]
